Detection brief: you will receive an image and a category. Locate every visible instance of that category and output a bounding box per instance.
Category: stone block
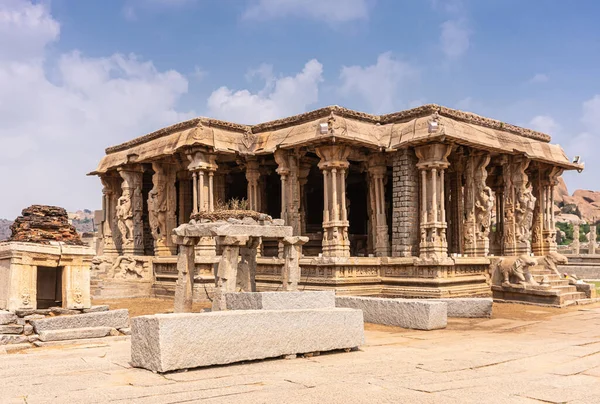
[432,298,493,318]
[82,305,110,313]
[0,324,24,334]
[38,327,112,342]
[224,291,336,311]
[335,296,447,330]
[24,314,45,321]
[31,309,129,333]
[23,325,33,335]
[0,334,28,345]
[131,308,364,373]
[0,311,17,325]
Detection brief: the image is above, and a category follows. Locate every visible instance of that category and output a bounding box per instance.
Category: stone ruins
[89,104,590,306]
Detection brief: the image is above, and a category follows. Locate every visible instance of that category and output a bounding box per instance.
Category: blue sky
[0,0,599,219]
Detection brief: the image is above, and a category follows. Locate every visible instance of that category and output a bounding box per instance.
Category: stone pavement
[2,306,600,404]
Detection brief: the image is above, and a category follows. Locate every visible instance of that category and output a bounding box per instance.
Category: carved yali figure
[536,251,568,277]
[116,192,133,244]
[494,255,538,286]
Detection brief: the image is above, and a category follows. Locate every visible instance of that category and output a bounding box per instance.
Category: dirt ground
[92,298,212,317]
[92,296,600,322]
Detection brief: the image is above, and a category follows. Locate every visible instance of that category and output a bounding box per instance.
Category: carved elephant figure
[536,251,568,277]
[493,255,538,286]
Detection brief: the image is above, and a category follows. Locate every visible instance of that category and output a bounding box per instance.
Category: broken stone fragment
[50,307,81,316]
[15,309,36,318]
[23,325,33,336]
[38,327,113,342]
[0,325,24,334]
[242,217,257,225]
[272,219,285,226]
[24,314,45,321]
[0,311,17,325]
[118,327,131,335]
[0,334,28,345]
[82,305,109,313]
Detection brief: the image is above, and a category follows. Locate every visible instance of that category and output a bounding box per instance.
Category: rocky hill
[554,177,600,224]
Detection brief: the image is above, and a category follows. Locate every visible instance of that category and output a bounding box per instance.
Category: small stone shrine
[0,205,95,311]
[171,209,308,311]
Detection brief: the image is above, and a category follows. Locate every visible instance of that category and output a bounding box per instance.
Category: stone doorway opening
[36,266,63,309]
[347,166,368,256]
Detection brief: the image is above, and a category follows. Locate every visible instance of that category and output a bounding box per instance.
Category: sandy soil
[92,298,211,317]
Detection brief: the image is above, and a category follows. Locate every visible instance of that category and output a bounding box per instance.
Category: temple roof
[91,104,583,174]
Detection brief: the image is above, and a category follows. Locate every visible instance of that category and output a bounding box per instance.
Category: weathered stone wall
[391,149,419,257]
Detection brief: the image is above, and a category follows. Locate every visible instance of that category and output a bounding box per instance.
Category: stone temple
[89,104,583,302]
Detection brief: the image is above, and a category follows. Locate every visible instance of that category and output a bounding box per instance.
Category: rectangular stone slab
[224,291,336,310]
[38,327,112,342]
[131,308,364,373]
[431,298,493,318]
[335,296,447,330]
[30,309,129,333]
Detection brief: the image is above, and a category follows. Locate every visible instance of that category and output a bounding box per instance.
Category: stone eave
[102,104,553,158]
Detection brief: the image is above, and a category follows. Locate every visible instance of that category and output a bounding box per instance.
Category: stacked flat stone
[9,205,84,245]
[392,150,419,257]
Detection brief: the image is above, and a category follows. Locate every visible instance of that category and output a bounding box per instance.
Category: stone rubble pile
[0,307,130,354]
[9,205,84,245]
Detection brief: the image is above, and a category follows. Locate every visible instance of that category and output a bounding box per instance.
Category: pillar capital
[316,145,350,170]
[186,149,218,172]
[415,143,451,170]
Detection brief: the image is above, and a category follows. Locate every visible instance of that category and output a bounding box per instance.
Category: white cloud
[243,0,370,23]
[0,1,193,219]
[0,0,59,62]
[440,19,470,59]
[529,115,560,134]
[529,73,549,83]
[206,59,323,124]
[338,52,418,114]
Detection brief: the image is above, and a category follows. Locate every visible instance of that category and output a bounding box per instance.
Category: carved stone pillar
[513,157,535,256]
[316,145,351,257]
[463,152,492,257]
[572,223,580,254]
[212,235,249,311]
[590,225,597,255]
[275,149,302,235]
[99,174,121,256]
[149,162,178,256]
[282,236,308,291]
[367,154,390,257]
[117,166,144,256]
[174,239,195,313]
[246,158,261,212]
[187,150,218,256]
[237,237,260,292]
[415,143,452,261]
